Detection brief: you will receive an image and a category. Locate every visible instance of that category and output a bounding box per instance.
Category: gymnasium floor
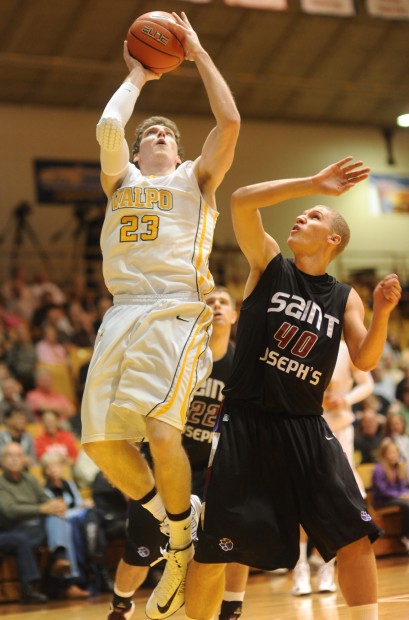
[0,556,408,620]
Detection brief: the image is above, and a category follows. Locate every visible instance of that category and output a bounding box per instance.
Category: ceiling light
[397,113,409,128]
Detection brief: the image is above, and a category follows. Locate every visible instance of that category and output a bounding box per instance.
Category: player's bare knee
[337,535,372,561]
[146,419,182,458]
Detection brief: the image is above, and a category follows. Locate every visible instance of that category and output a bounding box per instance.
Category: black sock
[112,593,133,611]
[219,600,243,619]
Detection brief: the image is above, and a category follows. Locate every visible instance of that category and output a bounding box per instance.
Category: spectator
[354,407,385,464]
[0,530,48,604]
[371,360,396,413]
[397,381,409,428]
[1,267,36,322]
[0,403,36,468]
[42,453,113,594]
[30,270,66,307]
[4,320,37,392]
[35,324,69,364]
[0,442,88,599]
[383,408,409,478]
[73,448,100,490]
[35,410,79,466]
[372,438,409,553]
[0,374,32,425]
[66,302,96,348]
[26,367,76,423]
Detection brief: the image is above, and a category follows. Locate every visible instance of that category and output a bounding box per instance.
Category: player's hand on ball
[123,41,161,81]
[163,12,202,61]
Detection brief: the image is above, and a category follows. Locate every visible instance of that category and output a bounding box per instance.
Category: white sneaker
[145,542,194,619]
[159,495,202,541]
[292,561,312,596]
[317,558,337,593]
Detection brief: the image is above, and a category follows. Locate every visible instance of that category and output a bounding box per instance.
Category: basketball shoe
[292,561,312,596]
[145,542,194,619]
[317,558,337,593]
[107,601,135,619]
[159,494,202,541]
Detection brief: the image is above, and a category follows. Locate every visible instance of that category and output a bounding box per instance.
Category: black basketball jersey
[183,342,235,468]
[223,254,351,416]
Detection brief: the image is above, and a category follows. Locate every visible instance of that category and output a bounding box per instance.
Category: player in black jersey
[107,288,249,620]
[185,157,402,620]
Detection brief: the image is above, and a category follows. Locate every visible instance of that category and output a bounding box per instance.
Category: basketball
[126,11,185,74]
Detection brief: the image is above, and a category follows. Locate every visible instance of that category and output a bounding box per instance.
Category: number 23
[120,215,159,242]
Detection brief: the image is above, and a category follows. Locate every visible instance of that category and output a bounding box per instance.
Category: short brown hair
[329,209,350,257]
[132,116,184,166]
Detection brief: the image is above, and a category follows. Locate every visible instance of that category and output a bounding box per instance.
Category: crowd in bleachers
[1,266,409,603]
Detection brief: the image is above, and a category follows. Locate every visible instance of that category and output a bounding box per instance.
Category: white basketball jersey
[101,161,218,298]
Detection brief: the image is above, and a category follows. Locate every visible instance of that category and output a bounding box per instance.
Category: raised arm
[343,274,402,371]
[163,12,240,203]
[96,44,160,197]
[231,157,370,276]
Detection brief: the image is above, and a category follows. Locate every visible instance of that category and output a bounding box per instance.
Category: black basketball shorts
[195,404,381,570]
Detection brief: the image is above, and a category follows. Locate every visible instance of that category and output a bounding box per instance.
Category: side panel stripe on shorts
[150,304,212,422]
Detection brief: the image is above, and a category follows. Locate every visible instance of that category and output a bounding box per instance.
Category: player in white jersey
[80,12,240,620]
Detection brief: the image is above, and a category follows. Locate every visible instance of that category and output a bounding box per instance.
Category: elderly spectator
[0,442,89,599]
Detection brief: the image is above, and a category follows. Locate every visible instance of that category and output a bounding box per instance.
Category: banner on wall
[300,0,356,16]
[369,173,409,215]
[34,160,105,205]
[224,0,288,10]
[366,0,409,19]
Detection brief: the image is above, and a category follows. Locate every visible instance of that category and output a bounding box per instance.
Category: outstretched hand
[314,156,371,196]
[373,274,402,315]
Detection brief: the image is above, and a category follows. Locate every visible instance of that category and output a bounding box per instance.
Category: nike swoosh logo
[157,581,182,614]
[176,315,189,322]
[324,436,335,440]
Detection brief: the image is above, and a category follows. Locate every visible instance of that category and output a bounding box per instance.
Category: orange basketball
[126,11,185,74]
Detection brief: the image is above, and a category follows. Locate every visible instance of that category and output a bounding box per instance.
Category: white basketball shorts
[81,294,213,443]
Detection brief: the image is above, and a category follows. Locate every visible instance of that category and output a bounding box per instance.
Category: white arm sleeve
[96,82,140,176]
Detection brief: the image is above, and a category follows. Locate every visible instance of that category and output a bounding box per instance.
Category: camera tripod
[0,202,51,275]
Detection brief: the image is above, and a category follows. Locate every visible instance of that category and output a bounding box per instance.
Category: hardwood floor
[0,556,408,619]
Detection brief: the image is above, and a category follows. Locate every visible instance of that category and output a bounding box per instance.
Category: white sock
[169,512,192,549]
[141,492,166,523]
[223,590,245,602]
[349,603,378,620]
